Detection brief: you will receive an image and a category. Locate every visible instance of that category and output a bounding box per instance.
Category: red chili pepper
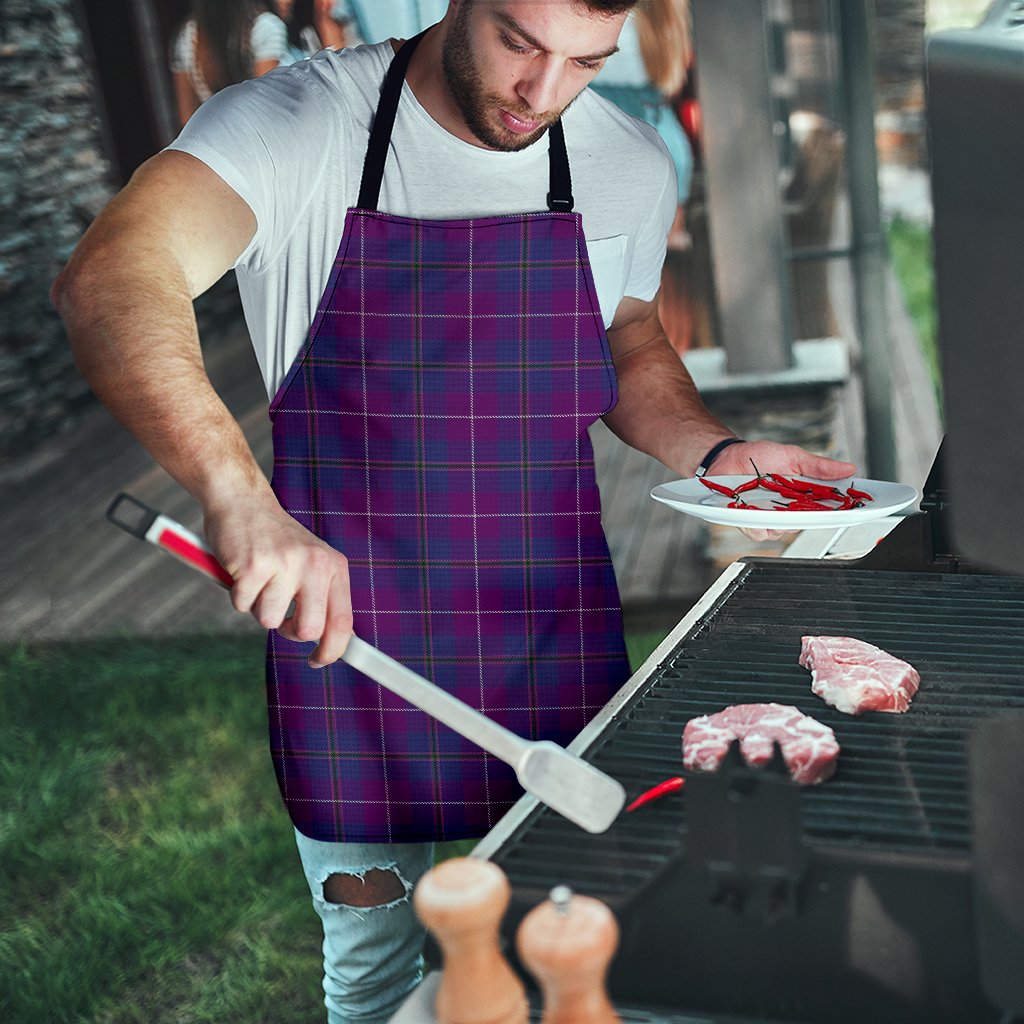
[805,481,845,498]
[773,473,847,499]
[762,479,823,501]
[699,477,737,498]
[734,478,762,494]
[780,497,835,511]
[758,477,798,495]
[626,777,685,813]
[768,473,814,493]
[847,486,873,502]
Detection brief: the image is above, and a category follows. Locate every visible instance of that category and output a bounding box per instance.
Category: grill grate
[492,563,1024,903]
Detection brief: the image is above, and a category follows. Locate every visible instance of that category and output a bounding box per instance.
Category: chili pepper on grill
[625,776,685,813]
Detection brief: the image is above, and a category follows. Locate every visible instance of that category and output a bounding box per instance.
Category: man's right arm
[51,150,353,666]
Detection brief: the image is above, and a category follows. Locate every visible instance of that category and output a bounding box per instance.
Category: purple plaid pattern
[267,209,630,842]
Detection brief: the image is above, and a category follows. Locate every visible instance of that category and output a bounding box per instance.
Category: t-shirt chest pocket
[583,234,628,329]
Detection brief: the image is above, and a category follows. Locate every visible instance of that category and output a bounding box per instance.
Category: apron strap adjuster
[546,192,574,213]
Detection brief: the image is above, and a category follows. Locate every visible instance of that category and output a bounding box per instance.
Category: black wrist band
[695,437,745,478]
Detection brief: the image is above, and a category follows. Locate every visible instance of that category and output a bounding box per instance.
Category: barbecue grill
[469,450,1024,1023]
[393,7,1024,1021]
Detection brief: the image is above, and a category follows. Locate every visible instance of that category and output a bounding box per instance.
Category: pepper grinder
[516,885,621,1024]
[413,857,528,1024]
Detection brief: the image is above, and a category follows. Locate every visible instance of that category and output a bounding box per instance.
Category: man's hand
[709,439,855,482]
[204,494,353,668]
[708,440,857,542]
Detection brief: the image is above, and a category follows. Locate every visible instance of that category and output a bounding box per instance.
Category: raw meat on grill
[799,635,920,716]
[682,703,840,785]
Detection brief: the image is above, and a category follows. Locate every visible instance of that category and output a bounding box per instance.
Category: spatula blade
[516,741,625,834]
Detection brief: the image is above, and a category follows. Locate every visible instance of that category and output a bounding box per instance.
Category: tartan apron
[266,31,630,842]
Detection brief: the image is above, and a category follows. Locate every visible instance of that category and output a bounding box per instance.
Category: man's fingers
[250,575,300,630]
[229,566,273,616]
[204,499,354,656]
[309,571,354,669]
[740,527,790,542]
[797,454,857,480]
[281,586,328,645]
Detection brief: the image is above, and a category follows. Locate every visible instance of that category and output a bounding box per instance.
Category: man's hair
[461,1,640,18]
[465,1,639,14]
[580,0,640,13]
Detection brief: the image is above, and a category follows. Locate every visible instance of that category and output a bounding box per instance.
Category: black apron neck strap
[357,29,575,214]
[546,118,574,213]
[357,29,428,211]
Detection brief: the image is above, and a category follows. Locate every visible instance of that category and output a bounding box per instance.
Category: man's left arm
[603,294,856,481]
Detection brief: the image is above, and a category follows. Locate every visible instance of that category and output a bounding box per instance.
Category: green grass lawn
[1,637,322,1024]
[887,215,941,404]
[1,631,666,1023]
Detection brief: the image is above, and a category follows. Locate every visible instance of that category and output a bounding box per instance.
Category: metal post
[837,0,898,480]
[691,0,794,374]
[129,0,179,149]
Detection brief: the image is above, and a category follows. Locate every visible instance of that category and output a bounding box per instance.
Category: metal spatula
[106,493,626,834]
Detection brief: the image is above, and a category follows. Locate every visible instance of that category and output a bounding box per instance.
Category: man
[52,1,854,1019]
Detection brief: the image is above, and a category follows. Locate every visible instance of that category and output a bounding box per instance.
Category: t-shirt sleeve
[623,135,678,302]
[165,65,343,273]
[251,12,289,63]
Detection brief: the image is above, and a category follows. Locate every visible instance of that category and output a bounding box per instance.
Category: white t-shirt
[168,40,676,398]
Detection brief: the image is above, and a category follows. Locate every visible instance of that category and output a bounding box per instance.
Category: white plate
[650,476,920,530]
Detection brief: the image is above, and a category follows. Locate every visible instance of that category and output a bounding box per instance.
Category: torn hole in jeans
[320,867,412,919]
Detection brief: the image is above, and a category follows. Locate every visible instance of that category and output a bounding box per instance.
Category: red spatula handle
[106,493,234,589]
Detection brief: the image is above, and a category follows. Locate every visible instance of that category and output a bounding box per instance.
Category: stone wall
[0,0,115,461]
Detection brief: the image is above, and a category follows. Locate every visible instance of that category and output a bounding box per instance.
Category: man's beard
[441,3,560,151]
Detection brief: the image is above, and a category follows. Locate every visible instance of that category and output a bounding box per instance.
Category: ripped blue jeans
[294,829,435,1024]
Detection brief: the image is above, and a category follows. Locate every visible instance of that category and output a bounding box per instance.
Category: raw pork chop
[682,703,839,785]
[799,636,920,716]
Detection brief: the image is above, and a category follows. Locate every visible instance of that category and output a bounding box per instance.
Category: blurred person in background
[592,0,693,214]
[276,0,350,62]
[592,0,695,347]
[171,0,289,126]
[334,0,449,45]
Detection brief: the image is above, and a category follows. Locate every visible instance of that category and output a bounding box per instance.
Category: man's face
[441,1,626,151]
